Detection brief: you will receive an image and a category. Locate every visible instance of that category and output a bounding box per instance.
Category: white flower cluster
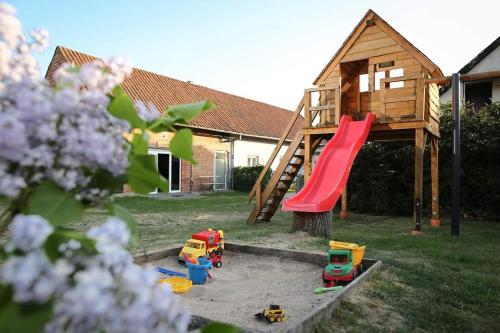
[0,215,190,333]
[0,2,132,200]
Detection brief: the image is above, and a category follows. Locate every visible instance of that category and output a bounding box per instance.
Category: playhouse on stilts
[247,10,444,236]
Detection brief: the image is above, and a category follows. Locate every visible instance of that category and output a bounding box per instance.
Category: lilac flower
[135,100,160,122]
[5,214,54,252]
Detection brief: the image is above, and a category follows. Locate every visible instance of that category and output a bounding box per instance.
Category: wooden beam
[335,88,341,125]
[340,187,348,219]
[304,134,312,183]
[304,90,311,128]
[415,78,424,121]
[255,182,261,212]
[430,136,440,227]
[301,120,428,136]
[412,128,426,234]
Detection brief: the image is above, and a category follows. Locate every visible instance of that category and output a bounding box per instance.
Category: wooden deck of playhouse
[135,243,381,333]
[247,9,444,233]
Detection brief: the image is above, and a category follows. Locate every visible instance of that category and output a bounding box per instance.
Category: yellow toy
[329,241,365,268]
[255,305,286,323]
[158,277,192,294]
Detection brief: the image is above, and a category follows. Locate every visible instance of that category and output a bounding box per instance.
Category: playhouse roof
[45,46,301,141]
[313,9,444,85]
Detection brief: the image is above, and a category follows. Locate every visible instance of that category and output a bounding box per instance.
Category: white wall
[441,46,500,103]
[233,139,289,171]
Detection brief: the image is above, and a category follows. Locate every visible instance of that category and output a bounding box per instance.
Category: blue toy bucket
[186,259,212,285]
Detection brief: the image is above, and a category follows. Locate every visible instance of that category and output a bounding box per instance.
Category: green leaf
[169,128,196,164]
[27,181,83,227]
[108,93,145,129]
[44,229,97,262]
[89,169,123,194]
[105,202,138,244]
[201,322,240,333]
[166,101,214,123]
[112,85,124,97]
[131,132,149,155]
[0,294,53,333]
[126,155,168,194]
[147,117,177,133]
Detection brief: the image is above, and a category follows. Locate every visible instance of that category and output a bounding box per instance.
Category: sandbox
[135,243,381,333]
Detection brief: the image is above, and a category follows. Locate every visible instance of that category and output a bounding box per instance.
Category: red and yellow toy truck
[178,229,224,267]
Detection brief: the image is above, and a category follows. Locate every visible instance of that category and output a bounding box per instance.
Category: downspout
[230,138,235,190]
[189,162,193,192]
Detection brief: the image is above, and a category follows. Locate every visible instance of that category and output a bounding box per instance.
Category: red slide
[282,113,375,213]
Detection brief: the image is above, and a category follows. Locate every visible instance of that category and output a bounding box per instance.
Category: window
[359,74,369,92]
[374,71,385,90]
[247,155,259,167]
[465,81,492,110]
[389,68,404,88]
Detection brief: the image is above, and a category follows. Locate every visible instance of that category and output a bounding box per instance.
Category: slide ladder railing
[247,87,338,224]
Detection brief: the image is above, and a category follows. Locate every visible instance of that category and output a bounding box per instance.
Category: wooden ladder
[247,94,325,224]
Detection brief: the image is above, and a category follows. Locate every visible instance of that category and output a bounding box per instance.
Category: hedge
[233,166,272,192]
[346,102,500,220]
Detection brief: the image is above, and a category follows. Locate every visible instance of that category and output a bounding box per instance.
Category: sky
[10,0,500,110]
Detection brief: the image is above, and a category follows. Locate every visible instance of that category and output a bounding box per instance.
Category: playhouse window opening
[359,74,369,92]
[374,71,385,90]
[389,68,404,88]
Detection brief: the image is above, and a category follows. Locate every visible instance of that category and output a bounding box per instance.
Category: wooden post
[412,128,426,235]
[380,83,386,122]
[304,90,311,128]
[340,187,348,219]
[304,134,312,183]
[430,135,440,227]
[335,88,341,125]
[415,78,424,121]
[293,211,332,238]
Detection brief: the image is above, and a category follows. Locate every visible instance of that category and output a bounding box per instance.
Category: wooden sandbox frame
[135,242,382,333]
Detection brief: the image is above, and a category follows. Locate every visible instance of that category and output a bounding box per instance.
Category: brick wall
[141,131,230,193]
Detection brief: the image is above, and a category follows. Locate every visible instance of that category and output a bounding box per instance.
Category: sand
[151,250,336,331]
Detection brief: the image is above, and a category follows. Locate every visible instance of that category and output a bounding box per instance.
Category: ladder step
[294,148,305,156]
[309,104,335,112]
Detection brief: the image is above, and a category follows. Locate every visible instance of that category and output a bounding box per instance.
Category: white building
[441,37,500,106]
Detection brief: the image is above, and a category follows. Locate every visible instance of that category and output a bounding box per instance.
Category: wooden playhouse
[248,10,444,233]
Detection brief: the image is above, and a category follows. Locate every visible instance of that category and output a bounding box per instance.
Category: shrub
[233,166,272,192]
[347,102,500,220]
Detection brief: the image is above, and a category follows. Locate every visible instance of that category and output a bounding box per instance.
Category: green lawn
[15,192,500,332]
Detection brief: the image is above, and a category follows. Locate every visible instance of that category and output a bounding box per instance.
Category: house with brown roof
[46,46,301,193]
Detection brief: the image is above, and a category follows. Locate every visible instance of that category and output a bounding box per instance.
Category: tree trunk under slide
[293,211,332,238]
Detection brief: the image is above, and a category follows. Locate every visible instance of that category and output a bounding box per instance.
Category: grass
[4,192,500,332]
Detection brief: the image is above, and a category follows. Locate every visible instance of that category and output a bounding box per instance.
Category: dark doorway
[157,154,170,192]
[171,156,180,192]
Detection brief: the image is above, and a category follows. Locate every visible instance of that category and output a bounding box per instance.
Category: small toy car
[255,305,285,323]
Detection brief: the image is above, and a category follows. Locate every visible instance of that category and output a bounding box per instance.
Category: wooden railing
[247,97,305,202]
[379,74,425,122]
[303,86,340,128]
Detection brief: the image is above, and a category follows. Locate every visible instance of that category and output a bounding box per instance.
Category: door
[157,154,170,192]
[214,151,227,191]
[170,155,181,192]
[148,149,182,193]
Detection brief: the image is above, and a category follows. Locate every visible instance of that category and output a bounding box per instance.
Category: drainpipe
[229,138,235,190]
